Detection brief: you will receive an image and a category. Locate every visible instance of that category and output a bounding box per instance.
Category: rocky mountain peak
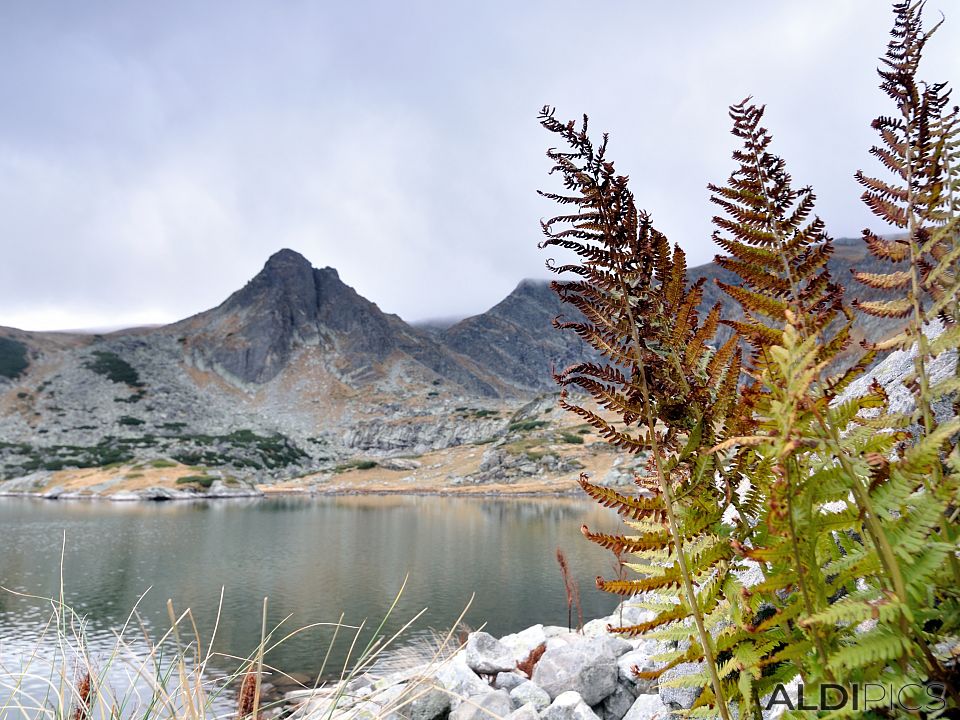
[264,247,312,269]
[172,249,501,395]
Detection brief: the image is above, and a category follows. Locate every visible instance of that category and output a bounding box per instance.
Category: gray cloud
[1,0,958,330]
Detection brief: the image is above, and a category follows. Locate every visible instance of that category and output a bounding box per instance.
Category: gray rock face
[594,684,636,720]
[621,694,670,720]
[532,638,619,706]
[499,625,548,665]
[616,651,655,696]
[541,691,602,720]
[466,632,518,675]
[442,280,596,392]
[835,325,956,422]
[183,249,499,396]
[510,681,551,712]
[440,237,897,394]
[657,662,703,710]
[342,416,503,455]
[495,672,528,691]
[506,704,542,720]
[435,656,491,705]
[395,685,451,720]
[451,690,514,720]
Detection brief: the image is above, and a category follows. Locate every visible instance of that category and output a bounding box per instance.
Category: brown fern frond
[715,282,788,322]
[578,475,666,522]
[597,571,682,595]
[581,524,671,554]
[557,397,651,453]
[851,269,913,290]
[863,230,910,261]
[608,604,688,636]
[852,298,915,318]
[516,643,547,679]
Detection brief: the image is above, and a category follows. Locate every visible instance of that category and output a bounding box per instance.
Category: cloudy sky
[1,1,958,331]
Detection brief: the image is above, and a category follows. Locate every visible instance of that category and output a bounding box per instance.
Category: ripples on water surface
[0,495,625,712]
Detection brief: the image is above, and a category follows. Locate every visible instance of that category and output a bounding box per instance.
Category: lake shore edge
[0,482,585,502]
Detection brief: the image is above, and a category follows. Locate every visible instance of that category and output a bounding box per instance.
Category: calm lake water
[0,495,625,705]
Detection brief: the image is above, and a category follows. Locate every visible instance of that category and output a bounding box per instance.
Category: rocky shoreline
[284,598,792,720]
[0,482,586,502]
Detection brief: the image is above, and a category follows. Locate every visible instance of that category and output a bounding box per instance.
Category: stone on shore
[510,680,551,712]
[507,703,542,720]
[436,655,493,705]
[466,631,517,675]
[499,624,548,663]
[595,684,636,720]
[542,691,602,720]
[392,684,451,720]
[494,671,528,691]
[616,650,656,696]
[657,662,703,710]
[532,637,620,705]
[451,690,514,720]
[622,694,670,720]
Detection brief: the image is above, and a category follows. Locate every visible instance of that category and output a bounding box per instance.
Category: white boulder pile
[288,600,682,720]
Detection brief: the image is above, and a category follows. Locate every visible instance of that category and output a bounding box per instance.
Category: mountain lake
[0,494,626,709]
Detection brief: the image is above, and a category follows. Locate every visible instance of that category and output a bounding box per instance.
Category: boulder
[451,690,514,720]
[611,603,656,630]
[500,624,548,663]
[495,672,528,691]
[532,638,619,705]
[593,636,633,659]
[616,650,656,696]
[380,458,422,471]
[542,691,602,720]
[507,703,542,720]
[435,655,491,705]
[393,684,451,720]
[622,694,670,720]
[657,662,703,710]
[510,681,551,712]
[594,684,635,720]
[466,632,517,675]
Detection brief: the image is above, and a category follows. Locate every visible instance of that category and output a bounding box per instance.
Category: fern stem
[783,457,834,680]
[637,369,731,719]
[592,174,731,714]
[901,105,960,589]
[613,272,732,720]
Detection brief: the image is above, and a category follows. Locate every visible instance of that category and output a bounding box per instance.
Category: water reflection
[0,495,625,695]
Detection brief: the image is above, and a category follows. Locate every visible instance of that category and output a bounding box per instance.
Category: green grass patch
[84,351,143,387]
[115,389,147,404]
[118,416,145,426]
[175,475,217,489]
[0,337,29,380]
[560,432,585,444]
[508,419,548,433]
[334,459,379,473]
[504,438,543,456]
[150,459,178,468]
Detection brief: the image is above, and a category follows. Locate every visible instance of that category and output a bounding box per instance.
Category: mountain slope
[442,237,905,391]
[441,279,594,391]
